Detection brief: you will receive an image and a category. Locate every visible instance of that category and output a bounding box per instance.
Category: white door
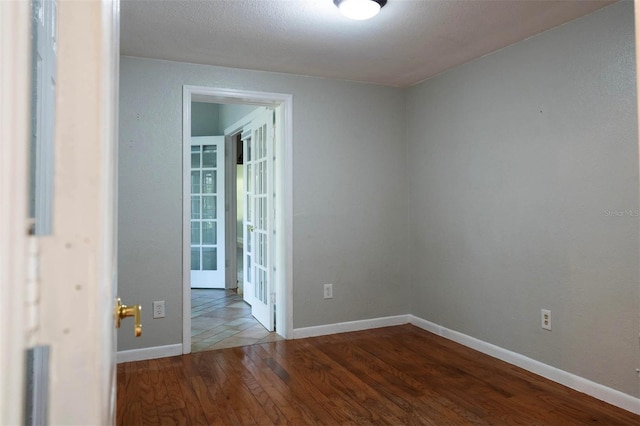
[1,1,31,423]
[243,108,275,331]
[242,129,255,306]
[190,136,226,288]
[1,1,121,424]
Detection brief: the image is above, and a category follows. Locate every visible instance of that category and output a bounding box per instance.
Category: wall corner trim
[117,344,183,364]
[408,315,640,415]
[291,315,411,339]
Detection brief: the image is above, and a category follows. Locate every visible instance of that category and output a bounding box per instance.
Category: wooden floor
[117,325,639,425]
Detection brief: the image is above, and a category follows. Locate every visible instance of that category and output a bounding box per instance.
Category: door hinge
[26,236,41,345]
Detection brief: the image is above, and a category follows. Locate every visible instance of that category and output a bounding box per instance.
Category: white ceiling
[120,0,615,87]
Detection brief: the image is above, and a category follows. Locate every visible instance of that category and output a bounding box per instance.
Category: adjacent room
[115,0,640,423]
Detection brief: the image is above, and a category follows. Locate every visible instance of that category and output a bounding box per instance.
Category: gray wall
[406,1,638,397]
[118,57,408,350]
[191,102,219,136]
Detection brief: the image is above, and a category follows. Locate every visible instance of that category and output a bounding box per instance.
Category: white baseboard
[408,315,640,415]
[117,344,182,364]
[292,314,410,339]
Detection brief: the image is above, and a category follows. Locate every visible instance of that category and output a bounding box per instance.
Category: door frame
[0,1,31,423]
[182,86,293,353]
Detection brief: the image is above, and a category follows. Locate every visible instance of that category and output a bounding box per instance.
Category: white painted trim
[182,88,192,354]
[182,86,294,354]
[408,315,640,415]
[190,86,288,106]
[102,1,120,423]
[117,344,183,364]
[277,100,295,341]
[292,315,411,339]
[224,133,237,290]
[0,1,30,424]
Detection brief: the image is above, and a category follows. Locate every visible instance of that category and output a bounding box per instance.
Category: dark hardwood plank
[296,338,435,425]
[117,324,640,425]
[312,332,479,424]
[258,341,357,424]
[240,344,325,425]
[122,360,161,425]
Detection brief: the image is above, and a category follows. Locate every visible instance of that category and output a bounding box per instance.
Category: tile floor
[191,289,283,352]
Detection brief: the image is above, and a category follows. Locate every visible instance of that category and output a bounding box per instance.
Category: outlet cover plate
[153,301,165,319]
[541,309,551,331]
[323,283,333,299]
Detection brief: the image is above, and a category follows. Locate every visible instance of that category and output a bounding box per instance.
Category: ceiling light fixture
[334,0,387,21]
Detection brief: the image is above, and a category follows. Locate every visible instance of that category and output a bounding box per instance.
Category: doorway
[189,103,278,351]
[182,87,293,354]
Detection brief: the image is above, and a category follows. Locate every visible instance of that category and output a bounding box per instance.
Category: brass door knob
[248,225,255,232]
[115,298,142,337]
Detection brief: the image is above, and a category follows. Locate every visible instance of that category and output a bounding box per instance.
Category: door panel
[27,1,120,424]
[191,136,225,288]
[0,1,31,423]
[243,108,275,331]
[242,131,255,306]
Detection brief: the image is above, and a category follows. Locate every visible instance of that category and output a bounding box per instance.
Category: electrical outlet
[153,301,165,319]
[323,283,333,299]
[541,309,551,331]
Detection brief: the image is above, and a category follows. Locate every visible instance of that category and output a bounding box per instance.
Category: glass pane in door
[191,171,200,194]
[202,221,216,245]
[202,247,217,270]
[202,145,216,167]
[191,196,200,219]
[191,221,200,244]
[202,170,216,194]
[191,146,200,168]
[202,196,216,219]
[190,247,200,270]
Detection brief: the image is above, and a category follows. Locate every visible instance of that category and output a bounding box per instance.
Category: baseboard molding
[292,314,410,339]
[117,344,182,364]
[408,315,640,415]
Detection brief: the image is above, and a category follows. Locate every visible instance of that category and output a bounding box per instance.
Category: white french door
[190,136,225,288]
[243,108,275,331]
